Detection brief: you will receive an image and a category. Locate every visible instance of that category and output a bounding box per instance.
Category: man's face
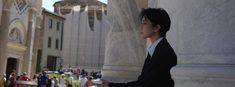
[140,17,157,39]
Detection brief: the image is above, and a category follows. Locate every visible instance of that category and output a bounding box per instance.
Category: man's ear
[154,25,161,32]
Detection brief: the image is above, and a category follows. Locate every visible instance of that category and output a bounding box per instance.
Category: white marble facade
[62,5,107,70]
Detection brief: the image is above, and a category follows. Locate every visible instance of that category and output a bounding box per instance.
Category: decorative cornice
[7,42,27,52]
[172,64,235,81]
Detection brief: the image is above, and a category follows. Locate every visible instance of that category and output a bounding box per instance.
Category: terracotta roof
[53,0,107,7]
[42,8,66,20]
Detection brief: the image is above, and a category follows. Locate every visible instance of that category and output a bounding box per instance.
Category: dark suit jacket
[109,38,177,87]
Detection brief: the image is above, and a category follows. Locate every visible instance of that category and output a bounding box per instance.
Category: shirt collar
[147,37,163,57]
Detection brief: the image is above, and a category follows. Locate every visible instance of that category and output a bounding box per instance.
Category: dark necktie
[146,52,151,63]
[141,52,152,75]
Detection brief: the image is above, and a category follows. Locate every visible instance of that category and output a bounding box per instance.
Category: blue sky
[42,0,107,12]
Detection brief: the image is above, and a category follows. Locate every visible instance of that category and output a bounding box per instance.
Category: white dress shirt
[147,37,163,58]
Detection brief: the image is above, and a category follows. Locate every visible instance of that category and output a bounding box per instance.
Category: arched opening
[6,58,18,79]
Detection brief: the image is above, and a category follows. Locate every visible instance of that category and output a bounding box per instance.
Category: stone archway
[7,19,27,45]
[5,58,18,79]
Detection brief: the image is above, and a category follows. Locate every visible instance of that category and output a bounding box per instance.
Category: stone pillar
[31,16,42,77]
[28,0,42,77]
[0,0,2,25]
[23,8,37,77]
[0,0,12,76]
[148,0,235,87]
[18,57,23,76]
[102,0,147,82]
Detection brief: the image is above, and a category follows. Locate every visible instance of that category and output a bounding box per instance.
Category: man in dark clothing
[39,72,48,87]
[100,8,177,87]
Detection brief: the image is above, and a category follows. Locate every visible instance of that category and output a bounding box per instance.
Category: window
[60,23,64,50]
[57,21,60,31]
[88,16,94,31]
[48,37,51,48]
[88,10,94,31]
[14,0,27,14]
[55,39,59,49]
[49,19,53,29]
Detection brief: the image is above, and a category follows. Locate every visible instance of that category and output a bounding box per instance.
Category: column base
[102,65,142,83]
[172,64,235,87]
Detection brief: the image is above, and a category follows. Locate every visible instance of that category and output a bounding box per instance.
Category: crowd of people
[0,68,102,87]
[0,71,32,87]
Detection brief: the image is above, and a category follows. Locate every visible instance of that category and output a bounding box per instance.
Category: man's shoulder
[154,38,177,59]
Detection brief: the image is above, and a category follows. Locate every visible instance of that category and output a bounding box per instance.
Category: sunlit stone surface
[102,0,147,82]
[62,5,107,70]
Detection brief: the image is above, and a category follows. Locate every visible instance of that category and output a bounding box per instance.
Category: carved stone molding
[8,28,22,44]
[7,19,26,45]
[13,0,28,15]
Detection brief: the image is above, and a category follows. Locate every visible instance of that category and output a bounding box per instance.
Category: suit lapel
[141,38,167,75]
[151,38,167,60]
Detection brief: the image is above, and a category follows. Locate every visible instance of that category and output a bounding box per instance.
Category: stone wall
[102,0,147,82]
[103,0,235,86]
[148,0,235,87]
[0,0,2,25]
[62,6,107,70]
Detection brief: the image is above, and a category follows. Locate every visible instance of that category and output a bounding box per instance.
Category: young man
[101,8,177,87]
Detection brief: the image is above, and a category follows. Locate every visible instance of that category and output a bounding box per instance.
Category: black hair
[140,8,171,37]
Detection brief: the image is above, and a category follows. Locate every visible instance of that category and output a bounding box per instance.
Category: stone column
[24,8,37,77]
[30,16,42,77]
[0,0,12,76]
[0,0,2,25]
[148,0,235,87]
[102,0,147,82]
[31,0,42,77]
[18,56,23,75]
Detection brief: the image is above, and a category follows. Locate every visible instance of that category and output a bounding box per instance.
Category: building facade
[0,0,42,78]
[53,0,107,70]
[53,0,106,15]
[39,9,65,71]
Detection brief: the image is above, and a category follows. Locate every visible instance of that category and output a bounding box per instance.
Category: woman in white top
[80,75,88,87]
[51,78,55,87]
[58,75,66,87]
